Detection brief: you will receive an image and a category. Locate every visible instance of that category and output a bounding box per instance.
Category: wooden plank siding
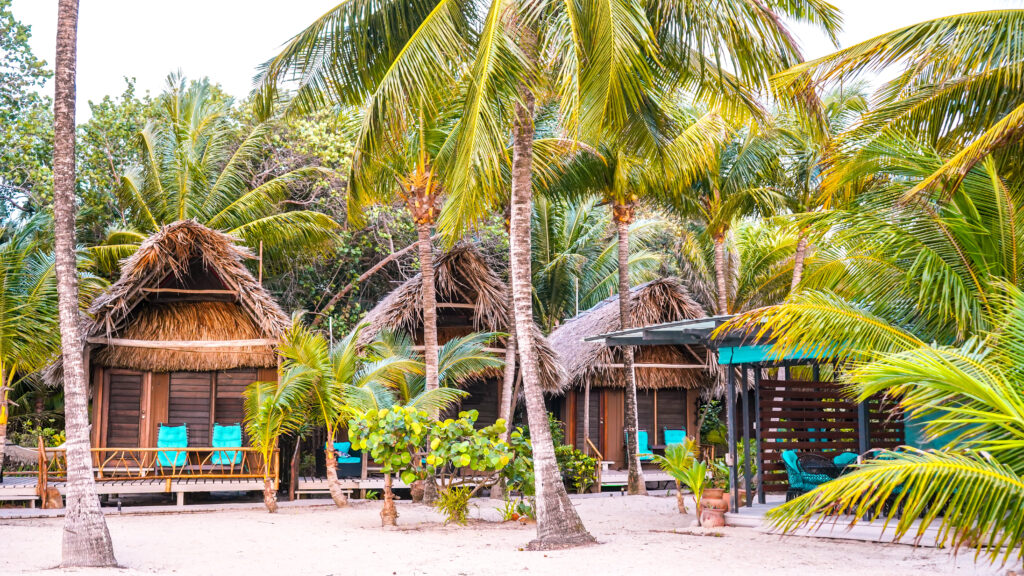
[215,369,256,425]
[572,388,602,455]
[757,378,905,492]
[168,372,213,445]
[446,378,500,427]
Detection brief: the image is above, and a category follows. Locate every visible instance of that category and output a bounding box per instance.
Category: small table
[799,455,843,479]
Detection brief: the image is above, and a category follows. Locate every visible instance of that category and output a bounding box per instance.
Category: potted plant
[652,440,698,513]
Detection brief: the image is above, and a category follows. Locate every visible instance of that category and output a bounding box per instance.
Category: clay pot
[703,488,725,500]
[410,480,425,502]
[700,507,726,528]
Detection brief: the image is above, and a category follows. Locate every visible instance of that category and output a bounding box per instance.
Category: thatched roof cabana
[359,244,566,392]
[86,220,289,372]
[548,278,716,391]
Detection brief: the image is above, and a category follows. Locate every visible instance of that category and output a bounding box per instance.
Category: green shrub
[555,444,598,494]
[435,486,474,525]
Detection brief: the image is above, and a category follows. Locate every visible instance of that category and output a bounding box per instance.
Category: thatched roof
[548,278,717,391]
[359,244,566,392]
[86,220,289,372]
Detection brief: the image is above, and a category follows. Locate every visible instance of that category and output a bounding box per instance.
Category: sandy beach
[0,495,1005,576]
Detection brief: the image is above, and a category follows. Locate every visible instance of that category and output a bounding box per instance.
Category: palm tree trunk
[616,216,646,496]
[491,320,518,500]
[416,223,440,505]
[674,479,687,514]
[262,476,278,513]
[53,0,116,566]
[510,85,594,550]
[1,371,8,474]
[381,473,398,526]
[713,234,729,315]
[325,447,348,507]
[791,234,808,292]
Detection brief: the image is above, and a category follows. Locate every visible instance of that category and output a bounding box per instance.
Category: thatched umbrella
[359,244,566,392]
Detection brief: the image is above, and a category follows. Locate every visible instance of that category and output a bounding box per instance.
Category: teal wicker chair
[663,429,687,447]
[157,424,188,469]
[832,452,859,469]
[211,423,243,466]
[781,450,831,501]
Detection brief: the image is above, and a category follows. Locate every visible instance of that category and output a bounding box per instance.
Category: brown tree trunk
[325,447,348,508]
[53,0,116,566]
[262,477,278,513]
[713,234,729,315]
[509,85,594,550]
[1,371,8,473]
[674,479,687,514]
[381,473,398,526]
[416,223,440,505]
[491,319,518,500]
[581,382,590,455]
[791,234,808,292]
[616,215,646,496]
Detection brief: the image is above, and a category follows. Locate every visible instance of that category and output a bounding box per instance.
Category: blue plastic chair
[663,429,687,447]
[211,423,243,465]
[636,431,654,461]
[157,424,188,468]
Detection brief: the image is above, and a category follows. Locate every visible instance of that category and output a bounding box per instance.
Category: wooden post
[685,389,698,444]
[754,368,765,505]
[725,367,739,512]
[653,389,658,445]
[740,367,752,508]
[36,436,47,501]
[857,401,870,454]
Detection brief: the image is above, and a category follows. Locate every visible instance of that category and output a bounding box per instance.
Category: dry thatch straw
[547,278,718,391]
[86,220,289,372]
[359,243,566,392]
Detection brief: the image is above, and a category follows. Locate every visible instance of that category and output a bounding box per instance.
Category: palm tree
[0,223,104,474]
[243,374,309,513]
[530,195,663,332]
[666,125,787,315]
[92,74,337,276]
[774,10,1024,203]
[254,0,840,549]
[768,282,1024,564]
[52,0,115,565]
[278,318,420,507]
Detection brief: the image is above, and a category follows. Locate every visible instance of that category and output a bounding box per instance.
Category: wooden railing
[40,447,279,483]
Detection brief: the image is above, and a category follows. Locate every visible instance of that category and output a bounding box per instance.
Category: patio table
[799,454,843,479]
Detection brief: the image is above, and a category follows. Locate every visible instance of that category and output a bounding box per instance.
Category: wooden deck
[599,469,674,488]
[1,475,265,507]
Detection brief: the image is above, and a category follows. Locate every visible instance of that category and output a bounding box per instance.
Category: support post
[754,368,765,504]
[740,366,752,508]
[176,492,184,507]
[725,367,739,513]
[812,363,820,382]
[857,401,870,454]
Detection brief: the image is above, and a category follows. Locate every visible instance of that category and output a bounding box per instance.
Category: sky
[10,0,1024,121]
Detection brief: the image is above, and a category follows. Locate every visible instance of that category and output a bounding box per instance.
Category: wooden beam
[436,303,477,310]
[87,337,278,349]
[142,288,237,296]
[411,345,506,354]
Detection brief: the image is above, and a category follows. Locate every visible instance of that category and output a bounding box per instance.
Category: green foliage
[425,411,513,480]
[434,486,474,525]
[499,427,535,497]
[348,405,433,486]
[363,490,380,501]
[554,445,598,494]
[653,440,697,484]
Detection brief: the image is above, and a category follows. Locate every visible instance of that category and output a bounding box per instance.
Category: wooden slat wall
[758,378,904,492]
[655,389,687,443]
[106,371,143,447]
[450,379,500,426]
[637,391,655,443]
[603,389,624,467]
[169,372,213,445]
[572,389,602,454]
[216,368,256,425]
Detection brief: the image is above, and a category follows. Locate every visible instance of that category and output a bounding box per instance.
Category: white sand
[0,495,1005,576]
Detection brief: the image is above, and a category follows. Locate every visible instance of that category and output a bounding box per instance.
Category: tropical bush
[554,445,598,494]
[653,440,698,514]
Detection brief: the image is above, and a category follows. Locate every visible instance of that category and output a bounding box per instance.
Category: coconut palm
[530,195,663,332]
[52,0,115,565]
[278,318,418,507]
[666,126,788,315]
[243,373,310,513]
[0,223,103,477]
[768,282,1024,564]
[92,74,337,276]
[254,0,840,549]
[774,10,1024,202]
[676,219,800,316]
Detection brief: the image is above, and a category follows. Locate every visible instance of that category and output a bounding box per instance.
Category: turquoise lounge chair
[781,450,831,501]
[332,442,363,477]
[636,431,654,461]
[663,429,687,447]
[832,452,859,468]
[211,423,243,466]
[157,424,188,468]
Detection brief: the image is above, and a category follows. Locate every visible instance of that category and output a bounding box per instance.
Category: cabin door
[105,370,144,447]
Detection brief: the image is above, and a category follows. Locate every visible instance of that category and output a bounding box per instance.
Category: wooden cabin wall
[147,373,169,449]
[449,379,500,426]
[105,370,144,448]
[572,389,601,455]
[168,372,214,445]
